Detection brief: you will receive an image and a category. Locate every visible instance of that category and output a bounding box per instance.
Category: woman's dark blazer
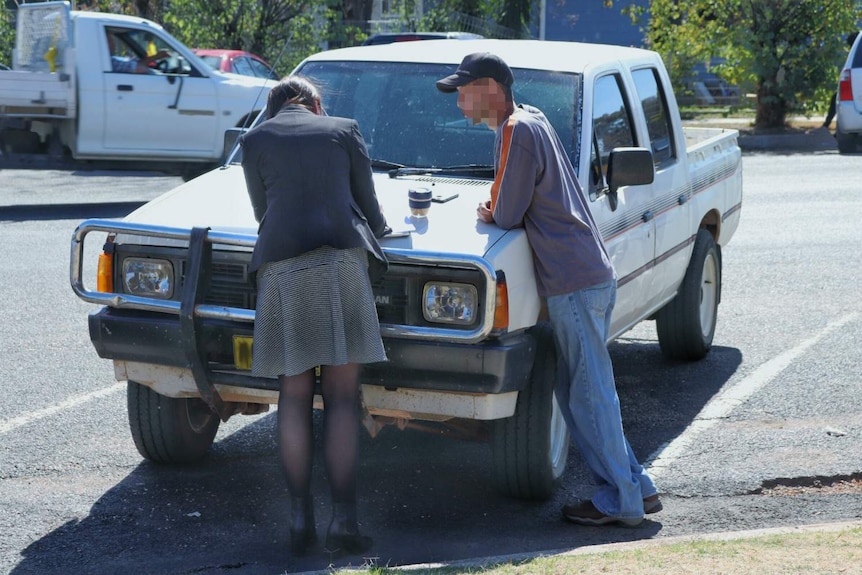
[240,104,389,278]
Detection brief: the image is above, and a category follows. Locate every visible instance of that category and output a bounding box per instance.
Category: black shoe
[289,497,317,556]
[325,502,373,557]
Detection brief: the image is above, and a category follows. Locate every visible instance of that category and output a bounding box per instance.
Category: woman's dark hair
[265,75,321,119]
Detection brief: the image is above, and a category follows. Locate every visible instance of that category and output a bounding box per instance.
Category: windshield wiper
[388,164,495,178]
[371,158,405,170]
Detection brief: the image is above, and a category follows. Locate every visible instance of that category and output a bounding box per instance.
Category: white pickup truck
[70,39,743,500]
[0,1,271,175]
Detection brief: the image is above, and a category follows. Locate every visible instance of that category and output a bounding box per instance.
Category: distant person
[240,75,389,557]
[436,53,660,527]
[106,31,167,74]
[823,31,859,129]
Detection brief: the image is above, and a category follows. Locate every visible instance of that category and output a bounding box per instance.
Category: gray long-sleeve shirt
[491,104,614,297]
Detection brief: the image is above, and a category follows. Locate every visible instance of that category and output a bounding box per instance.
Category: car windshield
[227,61,581,172]
[198,55,221,70]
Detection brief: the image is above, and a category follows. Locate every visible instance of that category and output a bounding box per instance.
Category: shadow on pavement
[10,340,741,574]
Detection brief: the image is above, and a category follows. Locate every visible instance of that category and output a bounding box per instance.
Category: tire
[836,130,858,154]
[656,228,721,361]
[127,380,220,463]
[491,324,569,500]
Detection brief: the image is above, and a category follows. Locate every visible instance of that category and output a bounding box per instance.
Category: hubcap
[549,396,569,478]
[699,252,718,339]
[185,398,215,434]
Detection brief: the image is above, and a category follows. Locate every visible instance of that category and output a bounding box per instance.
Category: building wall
[537,0,649,47]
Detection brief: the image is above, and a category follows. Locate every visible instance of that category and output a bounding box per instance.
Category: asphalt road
[1,153,861,575]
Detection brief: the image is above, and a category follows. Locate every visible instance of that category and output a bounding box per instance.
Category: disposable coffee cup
[408,188,433,217]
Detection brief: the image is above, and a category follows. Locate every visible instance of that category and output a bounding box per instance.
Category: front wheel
[656,229,721,361]
[491,324,569,500]
[127,381,220,463]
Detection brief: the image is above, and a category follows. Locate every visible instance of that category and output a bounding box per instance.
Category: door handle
[117,85,133,92]
[642,210,654,222]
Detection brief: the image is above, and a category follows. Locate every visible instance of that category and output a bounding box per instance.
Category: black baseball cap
[435,52,514,93]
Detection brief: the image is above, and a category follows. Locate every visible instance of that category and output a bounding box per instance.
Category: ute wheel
[491,323,569,500]
[836,130,858,154]
[656,229,720,360]
[127,381,219,463]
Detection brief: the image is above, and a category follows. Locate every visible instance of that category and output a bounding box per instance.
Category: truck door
[587,73,656,335]
[101,27,218,156]
[629,67,690,309]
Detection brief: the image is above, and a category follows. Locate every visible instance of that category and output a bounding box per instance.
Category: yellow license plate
[232,335,254,370]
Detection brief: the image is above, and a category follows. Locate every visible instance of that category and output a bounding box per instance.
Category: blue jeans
[548,279,656,520]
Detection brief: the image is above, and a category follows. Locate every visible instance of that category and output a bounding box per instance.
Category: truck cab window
[589,73,636,199]
[106,27,192,76]
[632,67,676,167]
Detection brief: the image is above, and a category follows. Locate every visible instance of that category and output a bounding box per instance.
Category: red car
[192,49,277,79]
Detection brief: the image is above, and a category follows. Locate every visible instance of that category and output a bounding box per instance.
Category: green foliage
[160,0,332,76]
[0,7,13,67]
[484,0,533,34]
[632,0,861,128]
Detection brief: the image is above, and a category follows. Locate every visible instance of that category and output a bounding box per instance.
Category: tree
[0,6,13,67]
[160,0,332,75]
[631,0,861,128]
[417,0,533,37]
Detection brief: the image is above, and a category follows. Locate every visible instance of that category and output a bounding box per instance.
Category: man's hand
[477,199,494,223]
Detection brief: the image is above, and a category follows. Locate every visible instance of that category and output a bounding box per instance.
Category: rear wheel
[656,229,720,360]
[491,324,569,500]
[127,381,219,463]
[836,130,858,154]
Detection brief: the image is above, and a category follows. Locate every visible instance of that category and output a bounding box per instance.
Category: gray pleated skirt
[251,246,387,378]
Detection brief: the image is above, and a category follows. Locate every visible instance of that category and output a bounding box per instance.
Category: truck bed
[0,68,76,119]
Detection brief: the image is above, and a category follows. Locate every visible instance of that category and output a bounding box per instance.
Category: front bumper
[89,307,537,396]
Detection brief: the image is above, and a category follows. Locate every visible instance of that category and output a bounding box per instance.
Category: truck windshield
[292,60,581,173]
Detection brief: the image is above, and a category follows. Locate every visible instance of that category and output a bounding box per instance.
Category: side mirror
[606,147,654,211]
[223,127,248,163]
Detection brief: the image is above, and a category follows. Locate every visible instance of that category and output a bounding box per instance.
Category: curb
[683,117,839,152]
[371,520,862,574]
[738,127,838,152]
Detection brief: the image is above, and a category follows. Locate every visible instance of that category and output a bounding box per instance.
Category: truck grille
[116,245,481,331]
[198,257,408,324]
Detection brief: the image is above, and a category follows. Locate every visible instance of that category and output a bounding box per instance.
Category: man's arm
[489,118,538,230]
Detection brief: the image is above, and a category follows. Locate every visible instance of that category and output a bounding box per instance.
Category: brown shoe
[644,494,663,514]
[561,500,643,527]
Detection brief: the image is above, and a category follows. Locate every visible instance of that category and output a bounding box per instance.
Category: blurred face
[457,78,507,128]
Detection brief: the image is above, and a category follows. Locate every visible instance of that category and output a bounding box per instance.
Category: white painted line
[645,313,859,480]
[0,382,125,435]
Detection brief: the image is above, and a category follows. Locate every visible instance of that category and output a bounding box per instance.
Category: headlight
[122,257,174,299]
[422,282,478,325]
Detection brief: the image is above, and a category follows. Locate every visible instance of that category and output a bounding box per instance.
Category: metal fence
[328,10,525,48]
[11,1,71,71]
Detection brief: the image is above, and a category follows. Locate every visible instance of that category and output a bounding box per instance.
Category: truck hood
[123,165,507,258]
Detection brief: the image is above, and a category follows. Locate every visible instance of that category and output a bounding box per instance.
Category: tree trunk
[343,0,373,21]
[754,76,788,129]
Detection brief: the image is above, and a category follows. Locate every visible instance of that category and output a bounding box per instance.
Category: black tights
[276,363,361,504]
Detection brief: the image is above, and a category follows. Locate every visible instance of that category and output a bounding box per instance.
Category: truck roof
[304,38,658,75]
[71,9,165,31]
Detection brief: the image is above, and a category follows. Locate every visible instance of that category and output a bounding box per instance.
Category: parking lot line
[645,312,859,480]
[0,382,124,435]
